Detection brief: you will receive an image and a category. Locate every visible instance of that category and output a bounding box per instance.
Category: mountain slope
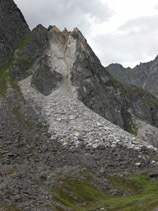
[1,1,158,210]
[106,56,158,97]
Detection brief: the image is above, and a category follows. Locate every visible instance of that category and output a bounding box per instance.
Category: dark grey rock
[106,56,158,97]
[0,0,30,68]
[31,56,63,95]
[69,29,158,130]
[149,172,158,178]
[11,24,49,80]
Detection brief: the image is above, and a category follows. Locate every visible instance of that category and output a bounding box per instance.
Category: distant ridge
[106,55,158,97]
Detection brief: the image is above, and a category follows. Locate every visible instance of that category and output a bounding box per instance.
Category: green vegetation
[52,175,106,210]
[16,37,31,52]
[124,122,138,136]
[124,86,142,95]
[8,165,17,175]
[0,57,16,97]
[111,79,123,89]
[0,36,37,127]
[0,36,32,97]
[0,205,19,211]
[52,171,158,211]
[111,78,142,95]
[143,98,158,107]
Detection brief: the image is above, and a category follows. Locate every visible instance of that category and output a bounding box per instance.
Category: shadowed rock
[0,0,30,68]
[31,57,63,95]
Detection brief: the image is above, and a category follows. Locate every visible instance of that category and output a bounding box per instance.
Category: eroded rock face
[0,0,30,68]
[65,29,158,131]
[106,56,158,97]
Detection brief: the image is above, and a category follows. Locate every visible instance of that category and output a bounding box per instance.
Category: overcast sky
[14,0,158,68]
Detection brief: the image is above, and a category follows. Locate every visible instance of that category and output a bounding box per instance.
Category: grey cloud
[14,0,112,35]
[119,16,158,33]
[93,15,158,67]
[14,0,158,67]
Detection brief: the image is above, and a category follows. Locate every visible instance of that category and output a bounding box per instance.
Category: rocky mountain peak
[33,24,46,31]
[48,25,85,43]
[72,27,83,35]
[154,54,158,62]
[0,0,29,29]
[51,25,62,34]
[0,0,30,68]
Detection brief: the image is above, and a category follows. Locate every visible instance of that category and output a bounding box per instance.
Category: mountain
[0,0,30,68]
[1,0,158,210]
[106,55,158,97]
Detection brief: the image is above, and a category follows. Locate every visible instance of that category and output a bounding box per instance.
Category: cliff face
[106,56,158,97]
[25,25,158,132]
[1,1,158,210]
[0,0,30,68]
[68,32,158,131]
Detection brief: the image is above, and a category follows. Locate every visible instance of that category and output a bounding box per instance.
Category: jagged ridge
[106,56,158,97]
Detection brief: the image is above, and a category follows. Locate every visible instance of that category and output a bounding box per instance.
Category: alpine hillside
[1,0,158,210]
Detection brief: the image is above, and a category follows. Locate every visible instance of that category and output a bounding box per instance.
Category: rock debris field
[19,31,156,154]
[19,75,156,153]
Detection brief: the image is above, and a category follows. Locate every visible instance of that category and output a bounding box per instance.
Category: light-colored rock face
[48,27,87,75]
[48,29,76,76]
[137,123,158,148]
[130,115,158,149]
[18,26,158,152]
[47,27,79,97]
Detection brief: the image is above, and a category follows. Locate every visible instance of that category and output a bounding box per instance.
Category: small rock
[96,122,102,127]
[108,135,115,141]
[135,162,141,167]
[74,131,80,137]
[92,143,98,149]
[69,115,75,120]
[111,144,116,148]
[149,172,158,178]
[151,160,156,165]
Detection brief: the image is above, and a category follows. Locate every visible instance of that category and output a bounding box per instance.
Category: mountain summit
[0,0,30,68]
[1,0,158,210]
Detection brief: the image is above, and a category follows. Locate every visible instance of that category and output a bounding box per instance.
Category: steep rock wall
[0,0,30,68]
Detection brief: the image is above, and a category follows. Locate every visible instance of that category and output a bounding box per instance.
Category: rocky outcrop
[0,0,30,68]
[31,56,63,95]
[106,56,158,97]
[65,29,158,132]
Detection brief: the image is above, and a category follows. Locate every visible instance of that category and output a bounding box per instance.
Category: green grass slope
[51,171,158,211]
